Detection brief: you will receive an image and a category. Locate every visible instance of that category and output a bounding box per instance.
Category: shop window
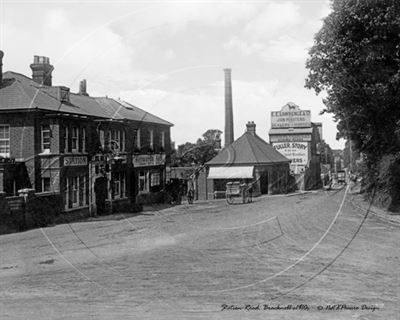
[0,125,10,158]
[138,171,149,192]
[41,125,51,153]
[66,175,87,209]
[151,172,160,186]
[71,127,79,152]
[41,177,51,192]
[71,176,79,206]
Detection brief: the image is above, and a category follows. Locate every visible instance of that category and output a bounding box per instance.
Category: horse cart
[225,182,252,204]
[337,170,346,185]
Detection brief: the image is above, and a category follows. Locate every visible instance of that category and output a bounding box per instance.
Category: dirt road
[0,187,399,319]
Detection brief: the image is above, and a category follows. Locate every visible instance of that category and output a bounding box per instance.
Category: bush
[364,153,400,212]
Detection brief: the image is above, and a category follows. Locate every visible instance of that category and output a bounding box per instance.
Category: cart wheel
[226,195,234,204]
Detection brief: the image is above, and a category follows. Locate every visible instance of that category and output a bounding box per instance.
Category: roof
[269,127,313,134]
[0,71,172,126]
[206,132,290,166]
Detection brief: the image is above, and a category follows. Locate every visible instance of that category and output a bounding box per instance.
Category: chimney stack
[79,79,89,96]
[224,68,234,147]
[246,121,256,136]
[30,55,54,86]
[0,50,4,86]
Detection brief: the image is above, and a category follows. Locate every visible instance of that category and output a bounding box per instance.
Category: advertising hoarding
[272,142,309,166]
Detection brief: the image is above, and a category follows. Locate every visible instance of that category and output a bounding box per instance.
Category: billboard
[271,102,311,128]
[271,110,311,128]
[273,142,309,166]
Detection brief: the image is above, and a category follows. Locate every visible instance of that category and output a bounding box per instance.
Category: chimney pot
[79,79,89,96]
[30,55,54,86]
[246,121,256,135]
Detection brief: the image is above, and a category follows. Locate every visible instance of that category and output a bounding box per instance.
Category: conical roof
[206,131,290,166]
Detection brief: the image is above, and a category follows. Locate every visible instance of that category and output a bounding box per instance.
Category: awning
[208,166,254,179]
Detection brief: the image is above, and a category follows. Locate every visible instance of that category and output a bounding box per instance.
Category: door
[260,172,269,194]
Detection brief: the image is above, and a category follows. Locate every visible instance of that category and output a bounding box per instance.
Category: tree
[305,0,400,166]
[171,129,222,166]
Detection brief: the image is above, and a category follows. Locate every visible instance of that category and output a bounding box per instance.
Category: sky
[0,0,344,149]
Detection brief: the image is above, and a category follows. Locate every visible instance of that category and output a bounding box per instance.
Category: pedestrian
[187,187,194,204]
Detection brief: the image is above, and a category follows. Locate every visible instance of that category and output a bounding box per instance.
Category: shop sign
[133,154,166,167]
[64,156,88,166]
[271,103,311,128]
[269,134,311,142]
[273,142,308,165]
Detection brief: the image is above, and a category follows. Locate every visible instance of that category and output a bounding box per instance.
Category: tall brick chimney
[0,50,4,86]
[246,121,256,136]
[224,68,234,147]
[30,55,54,86]
[79,79,89,96]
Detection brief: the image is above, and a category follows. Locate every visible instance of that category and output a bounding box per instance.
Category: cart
[337,171,346,185]
[225,182,251,204]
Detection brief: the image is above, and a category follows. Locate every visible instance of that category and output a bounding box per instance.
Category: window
[64,126,69,153]
[41,177,51,192]
[137,128,141,149]
[138,171,149,192]
[149,129,154,149]
[110,129,122,152]
[82,127,86,152]
[151,172,160,187]
[160,131,165,149]
[65,175,87,209]
[0,125,10,158]
[71,127,79,151]
[41,125,51,153]
[113,172,126,199]
[71,176,79,206]
[121,130,126,152]
[99,129,105,149]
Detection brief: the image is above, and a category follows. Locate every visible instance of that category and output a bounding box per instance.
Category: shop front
[133,153,166,204]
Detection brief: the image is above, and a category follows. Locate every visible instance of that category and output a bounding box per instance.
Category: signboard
[132,154,166,167]
[64,156,88,166]
[273,142,309,166]
[271,103,311,128]
[269,134,311,142]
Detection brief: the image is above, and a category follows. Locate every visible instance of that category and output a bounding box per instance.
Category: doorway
[260,172,269,194]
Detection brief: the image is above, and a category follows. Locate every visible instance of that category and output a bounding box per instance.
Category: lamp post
[106,139,124,215]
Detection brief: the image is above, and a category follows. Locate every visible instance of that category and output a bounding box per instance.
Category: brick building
[0,51,173,215]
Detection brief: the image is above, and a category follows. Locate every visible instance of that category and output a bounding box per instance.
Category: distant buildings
[0,51,173,215]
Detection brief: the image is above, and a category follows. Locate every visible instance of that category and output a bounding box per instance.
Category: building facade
[0,51,173,215]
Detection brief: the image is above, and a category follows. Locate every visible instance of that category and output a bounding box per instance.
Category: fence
[0,189,63,234]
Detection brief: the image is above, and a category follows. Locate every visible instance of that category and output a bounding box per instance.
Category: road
[0,187,399,319]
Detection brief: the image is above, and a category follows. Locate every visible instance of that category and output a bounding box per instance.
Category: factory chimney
[0,50,4,86]
[224,68,234,147]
